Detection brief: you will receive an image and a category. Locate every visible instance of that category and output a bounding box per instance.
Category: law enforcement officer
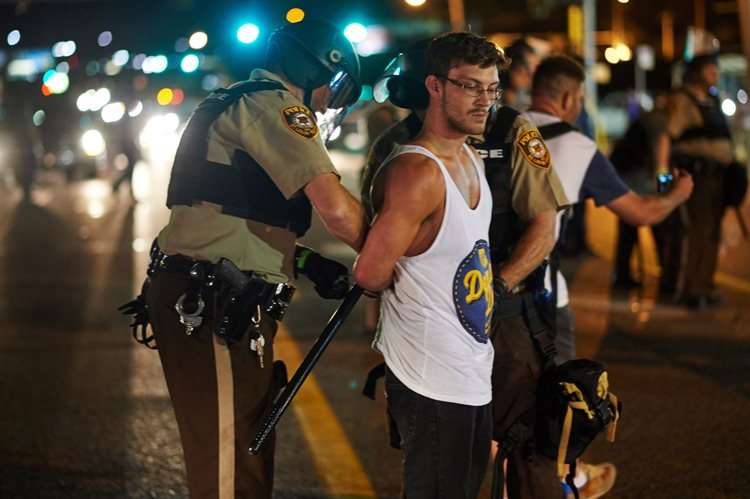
[362,40,572,499]
[525,55,693,497]
[129,19,366,499]
[501,38,540,112]
[655,54,739,308]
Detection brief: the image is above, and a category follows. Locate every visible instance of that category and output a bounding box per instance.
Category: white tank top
[374,143,494,406]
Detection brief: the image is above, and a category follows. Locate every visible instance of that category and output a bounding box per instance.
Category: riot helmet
[267,19,362,110]
[373,39,430,110]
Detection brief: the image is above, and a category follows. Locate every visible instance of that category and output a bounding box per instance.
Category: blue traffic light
[237,23,260,44]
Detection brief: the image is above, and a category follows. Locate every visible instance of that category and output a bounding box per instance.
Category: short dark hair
[425,32,508,78]
[505,39,535,71]
[532,55,585,98]
[684,53,719,82]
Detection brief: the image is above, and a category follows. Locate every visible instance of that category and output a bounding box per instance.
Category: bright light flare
[52,40,76,58]
[132,161,152,201]
[112,49,130,66]
[143,55,168,74]
[237,23,260,44]
[189,31,208,49]
[98,31,112,47]
[128,101,143,117]
[721,98,737,117]
[101,102,126,123]
[604,47,620,64]
[344,23,368,44]
[7,29,20,46]
[81,129,106,157]
[405,0,427,6]
[139,113,181,149]
[180,54,200,73]
[286,8,305,23]
[77,89,96,111]
[44,71,70,94]
[615,43,632,62]
[90,88,111,111]
[157,88,174,106]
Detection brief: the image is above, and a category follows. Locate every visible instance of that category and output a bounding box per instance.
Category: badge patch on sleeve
[516,129,551,169]
[281,105,318,139]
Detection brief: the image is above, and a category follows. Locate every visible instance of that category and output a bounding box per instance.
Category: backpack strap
[565,460,581,499]
[489,105,521,141]
[521,294,557,367]
[538,121,578,141]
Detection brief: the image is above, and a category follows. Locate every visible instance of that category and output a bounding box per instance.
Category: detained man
[354,32,505,499]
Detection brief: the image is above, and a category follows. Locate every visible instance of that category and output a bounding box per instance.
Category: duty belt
[149,246,294,324]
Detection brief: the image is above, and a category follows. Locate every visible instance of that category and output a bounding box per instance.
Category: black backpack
[535,359,621,488]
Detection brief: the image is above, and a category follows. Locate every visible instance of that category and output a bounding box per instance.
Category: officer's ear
[560,89,572,112]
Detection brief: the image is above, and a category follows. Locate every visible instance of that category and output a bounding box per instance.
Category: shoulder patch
[516,129,551,169]
[281,105,318,139]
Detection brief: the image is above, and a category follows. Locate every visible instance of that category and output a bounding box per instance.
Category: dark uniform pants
[147,271,278,499]
[491,315,561,499]
[652,211,683,295]
[679,168,726,297]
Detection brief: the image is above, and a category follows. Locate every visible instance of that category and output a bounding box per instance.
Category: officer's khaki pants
[147,272,278,499]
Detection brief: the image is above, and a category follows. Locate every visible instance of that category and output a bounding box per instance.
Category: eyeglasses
[437,76,503,101]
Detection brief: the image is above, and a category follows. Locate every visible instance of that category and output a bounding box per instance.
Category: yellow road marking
[275,324,376,497]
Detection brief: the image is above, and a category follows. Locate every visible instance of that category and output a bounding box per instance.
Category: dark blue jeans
[385,367,491,499]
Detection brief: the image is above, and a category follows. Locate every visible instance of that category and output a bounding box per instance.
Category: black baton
[248,285,364,455]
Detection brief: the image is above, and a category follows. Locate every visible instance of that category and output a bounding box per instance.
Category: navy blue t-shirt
[580,151,630,206]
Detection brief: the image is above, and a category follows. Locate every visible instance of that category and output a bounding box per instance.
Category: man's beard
[444,101,487,135]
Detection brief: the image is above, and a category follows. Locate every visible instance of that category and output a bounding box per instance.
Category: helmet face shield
[373,53,405,103]
[372,43,429,110]
[327,70,361,110]
[316,107,348,144]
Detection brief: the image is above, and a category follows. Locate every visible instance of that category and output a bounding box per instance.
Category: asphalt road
[1,145,749,499]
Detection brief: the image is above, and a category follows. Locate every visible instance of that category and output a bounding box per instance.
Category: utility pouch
[214,258,263,344]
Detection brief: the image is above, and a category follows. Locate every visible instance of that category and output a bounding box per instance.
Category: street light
[237,23,260,44]
[189,31,208,50]
[180,54,200,73]
[405,0,427,6]
[286,8,305,23]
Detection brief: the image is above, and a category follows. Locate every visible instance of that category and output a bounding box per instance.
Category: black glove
[295,245,350,299]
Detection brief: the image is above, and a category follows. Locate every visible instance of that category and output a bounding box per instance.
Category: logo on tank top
[452,240,494,343]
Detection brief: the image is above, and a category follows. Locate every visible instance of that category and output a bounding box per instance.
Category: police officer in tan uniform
[656,54,735,308]
[362,40,570,499]
[130,20,366,499]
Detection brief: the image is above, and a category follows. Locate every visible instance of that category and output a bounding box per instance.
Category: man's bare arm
[497,209,557,288]
[304,173,366,250]
[607,169,693,226]
[353,156,443,291]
